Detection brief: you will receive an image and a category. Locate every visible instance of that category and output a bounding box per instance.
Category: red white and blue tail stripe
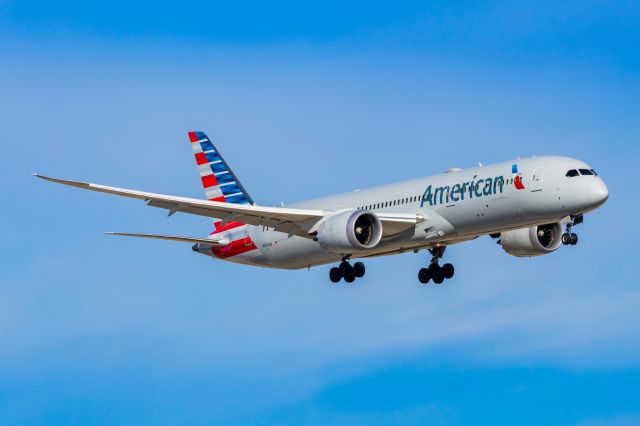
[188,131,254,205]
[188,131,258,258]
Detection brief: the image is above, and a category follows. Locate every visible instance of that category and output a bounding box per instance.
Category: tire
[338,262,348,276]
[562,233,570,245]
[570,233,578,245]
[442,263,454,279]
[344,267,356,283]
[353,262,365,278]
[432,266,445,284]
[329,267,341,283]
[418,268,430,284]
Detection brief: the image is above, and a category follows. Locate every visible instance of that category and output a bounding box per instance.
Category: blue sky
[1,1,640,424]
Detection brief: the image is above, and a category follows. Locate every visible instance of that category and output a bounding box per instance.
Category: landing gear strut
[329,256,365,283]
[562,214,583,246]
[418,246,454,284]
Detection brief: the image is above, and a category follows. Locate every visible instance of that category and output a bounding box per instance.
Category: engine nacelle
[316,210,383,253]
[500,222,563,257]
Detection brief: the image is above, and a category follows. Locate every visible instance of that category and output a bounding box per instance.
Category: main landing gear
[418,246,454,284]
[562,214,583,246]
[329,257,365,283]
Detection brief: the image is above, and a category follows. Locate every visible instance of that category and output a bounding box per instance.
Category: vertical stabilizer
[187,131,254,205]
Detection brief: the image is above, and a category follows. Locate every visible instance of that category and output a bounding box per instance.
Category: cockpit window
[566,169,579,177]
[591,169,598,176]
[579,169,594,176]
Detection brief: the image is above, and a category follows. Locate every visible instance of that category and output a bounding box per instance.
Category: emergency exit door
[531,167,545,192]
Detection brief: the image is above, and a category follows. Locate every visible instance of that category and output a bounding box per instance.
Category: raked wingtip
[33,174,54,182]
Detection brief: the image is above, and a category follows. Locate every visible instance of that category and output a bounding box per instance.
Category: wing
[34,175,424,238]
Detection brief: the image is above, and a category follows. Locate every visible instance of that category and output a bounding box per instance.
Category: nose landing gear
[561,233,578,245]
[418,246,454,284]
[562,214,583,246]
[329,257,365,283]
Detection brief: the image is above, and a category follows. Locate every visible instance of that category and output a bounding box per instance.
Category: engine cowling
[316,210,383,253]
[500,222,563,257]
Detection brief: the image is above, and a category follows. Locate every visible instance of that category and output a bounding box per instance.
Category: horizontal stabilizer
[105,232,229,246]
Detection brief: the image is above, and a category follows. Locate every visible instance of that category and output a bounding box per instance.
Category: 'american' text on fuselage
[421,175,505,207]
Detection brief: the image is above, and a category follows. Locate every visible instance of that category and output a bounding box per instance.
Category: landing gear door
[531,167,545,192]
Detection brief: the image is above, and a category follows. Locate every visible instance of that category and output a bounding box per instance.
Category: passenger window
[566,170,579,177]
[579,169,593,176]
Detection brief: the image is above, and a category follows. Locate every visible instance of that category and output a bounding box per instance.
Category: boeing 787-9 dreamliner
[36,131,609,284]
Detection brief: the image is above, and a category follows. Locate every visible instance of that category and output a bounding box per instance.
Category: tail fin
[188,131,254,205]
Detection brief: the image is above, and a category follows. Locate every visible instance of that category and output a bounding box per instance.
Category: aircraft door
[531,167,545,192]
[242,227,253,246]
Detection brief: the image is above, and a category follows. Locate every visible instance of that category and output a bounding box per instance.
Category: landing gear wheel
[563,215,582,247]
[432,265,445,284]
[338,262,348,276]
[344,265,356,283]
[329,267,341,283]
[419,246,454,285]
[442,263,454,279]
[353,262,365,278]
[570,233,578,245]
[418,268,431,284]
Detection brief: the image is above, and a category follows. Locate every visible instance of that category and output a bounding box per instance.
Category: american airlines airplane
[36,131,609,284]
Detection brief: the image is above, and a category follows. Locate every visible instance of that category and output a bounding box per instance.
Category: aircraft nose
[588,178,609,206]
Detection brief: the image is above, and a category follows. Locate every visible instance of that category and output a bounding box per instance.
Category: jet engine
[316,210,383,253]
[499,222,563,257]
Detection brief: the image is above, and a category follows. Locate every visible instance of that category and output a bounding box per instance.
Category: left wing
[34,175,424,238]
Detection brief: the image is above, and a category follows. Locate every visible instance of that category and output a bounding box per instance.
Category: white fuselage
[200,156,608,269]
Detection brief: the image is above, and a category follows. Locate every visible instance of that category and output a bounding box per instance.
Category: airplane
[35,131,609,284]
